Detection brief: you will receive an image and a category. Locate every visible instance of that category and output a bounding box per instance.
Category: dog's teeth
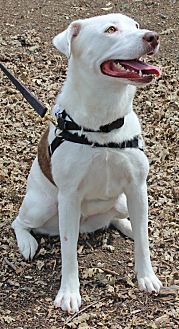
[114,62,122,69]
[114,62,126,71]
[139,70,142,76]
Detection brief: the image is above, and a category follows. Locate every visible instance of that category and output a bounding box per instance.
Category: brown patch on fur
[38,128,56,186]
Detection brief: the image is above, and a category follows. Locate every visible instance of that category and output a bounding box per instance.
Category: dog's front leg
[125,182,162,293]
[54,192,81,314]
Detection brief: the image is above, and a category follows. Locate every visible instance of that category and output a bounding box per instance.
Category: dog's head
[53,13,161,85]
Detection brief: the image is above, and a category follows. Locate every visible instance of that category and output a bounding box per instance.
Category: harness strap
[57,110,124,133]
[48,130,143,157]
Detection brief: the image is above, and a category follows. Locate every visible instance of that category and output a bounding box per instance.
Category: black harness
[48,110,144,157]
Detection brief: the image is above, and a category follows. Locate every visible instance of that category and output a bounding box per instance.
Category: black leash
[0,62,47,118]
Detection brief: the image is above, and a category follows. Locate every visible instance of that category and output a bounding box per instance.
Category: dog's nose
[143,32,159,49]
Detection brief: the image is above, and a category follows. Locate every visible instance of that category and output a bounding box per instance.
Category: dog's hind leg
[12,192,57,259]
[112,193,133,239]
[12,158,58,260]
[12,217,39,260]
[80,212,133,239]
[80,209,116,233]
[111,218,133,239]
[80,210,133,240]
[80,194,133,238]
[33,214,59,236]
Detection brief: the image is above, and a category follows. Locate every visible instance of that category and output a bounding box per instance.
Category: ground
[0,0,178,328]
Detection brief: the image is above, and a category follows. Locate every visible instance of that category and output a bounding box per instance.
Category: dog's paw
[17,231,38,260]
[54,289,81,314]
[137,271,162,293]
[112,218,133,240]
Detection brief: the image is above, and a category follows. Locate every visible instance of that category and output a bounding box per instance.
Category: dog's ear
[53,22,81,58]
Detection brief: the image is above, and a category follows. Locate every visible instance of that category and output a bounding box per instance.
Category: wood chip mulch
[0,0,178,328]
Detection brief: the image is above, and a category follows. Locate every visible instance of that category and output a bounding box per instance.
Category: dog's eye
[136,23,139,29]
[105,26,118,34]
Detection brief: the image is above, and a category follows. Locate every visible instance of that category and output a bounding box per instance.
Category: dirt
[0,0,178,328]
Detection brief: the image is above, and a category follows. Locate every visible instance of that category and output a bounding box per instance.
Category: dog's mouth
[100,59,161,83]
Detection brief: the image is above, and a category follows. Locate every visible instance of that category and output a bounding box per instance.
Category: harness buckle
[55,127,62,137]
[57,116,67,130]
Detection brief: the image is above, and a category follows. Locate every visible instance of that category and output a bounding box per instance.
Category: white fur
[12,13,162,314]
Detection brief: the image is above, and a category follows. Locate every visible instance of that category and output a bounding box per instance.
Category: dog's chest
[52,143,147,201]
[81,149,131,200]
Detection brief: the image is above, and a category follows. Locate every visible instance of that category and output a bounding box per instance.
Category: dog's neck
[56,58,136,130]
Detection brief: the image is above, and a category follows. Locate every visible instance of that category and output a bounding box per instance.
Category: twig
[65,298,105,324]
[4,257,17,271]
[79,266,125,281]
[85,241,94,250]
[100,267,124,278]
[79,265,126,280]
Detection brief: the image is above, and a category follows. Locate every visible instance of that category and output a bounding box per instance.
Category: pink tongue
[119,60,161,76]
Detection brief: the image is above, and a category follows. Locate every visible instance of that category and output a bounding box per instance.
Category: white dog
[12,13,162,314]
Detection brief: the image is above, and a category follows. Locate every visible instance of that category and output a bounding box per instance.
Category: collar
[56,109,125,133]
